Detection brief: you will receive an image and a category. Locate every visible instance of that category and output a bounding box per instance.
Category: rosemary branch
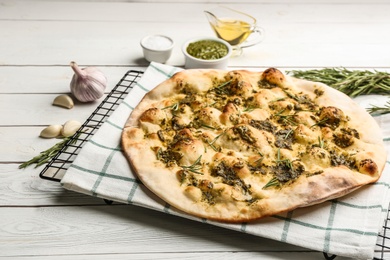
[287,67,390,97]
[211,79,232,94]
[181,155,203,175]
[162,102,179,111]
[262,177,279,189]
[19,133,81,169]
[366,100,390,115]
[287,68,390,115]
[206,131,224,152]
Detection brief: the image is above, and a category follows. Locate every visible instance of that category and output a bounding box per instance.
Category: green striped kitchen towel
[61,62,390,259]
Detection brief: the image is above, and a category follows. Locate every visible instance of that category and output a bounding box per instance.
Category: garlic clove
[61,120,82,137]
[69,61,107,102]
[53,94,74,109]
[40,125,63,139]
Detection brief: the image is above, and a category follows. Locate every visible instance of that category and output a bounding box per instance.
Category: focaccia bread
[121,68,387,223]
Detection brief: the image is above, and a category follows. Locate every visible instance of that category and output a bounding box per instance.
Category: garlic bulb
[69,61,107,102]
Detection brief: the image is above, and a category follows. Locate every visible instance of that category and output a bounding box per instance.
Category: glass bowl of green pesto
[182,37,232,69]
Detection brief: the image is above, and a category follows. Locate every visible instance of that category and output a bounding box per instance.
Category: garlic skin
[69,61,107,102]
[53,94,74,109]
[40,125,63,138]
[61,120,82,137]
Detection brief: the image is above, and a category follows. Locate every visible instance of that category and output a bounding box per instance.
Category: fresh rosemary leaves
[287,68,390,97]
[262,177,279,190]
[19,133,80,169]
[181,155,204,175]
[287,68,390,115]
[366,100,390,115]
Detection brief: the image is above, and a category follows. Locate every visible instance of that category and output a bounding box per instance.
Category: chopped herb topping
[205,131,224,152]
[211,80,232,95]
[181,155,204,175]
[329,150,356,169]
[272,160,305,183]
[157,149,182,165]
[233,125,256,144]
[157,130,165,142]
[317,106,345,129]
[162,103,179,111]
[333,131,354,148]
[249,119,277,133]
[273,109,297,126]
[149,69,365,201]
[171,116,186,130]
[248,162,268,175]
[212,162,251,194]
[267,149,306,184]
[258,79,278,89]
[262,177,280,189]
[314,88,324,97]
[274,128,294,150]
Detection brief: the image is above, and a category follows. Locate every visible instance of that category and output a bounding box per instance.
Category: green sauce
[186,40,229,60]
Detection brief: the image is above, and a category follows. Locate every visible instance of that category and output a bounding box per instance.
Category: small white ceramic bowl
[140,35,174,63]
[182,37,232,69]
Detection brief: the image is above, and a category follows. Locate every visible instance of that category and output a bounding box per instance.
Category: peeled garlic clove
[53,94,74,109]
[61,120,82,137]
[40,125,63,139]
[69,61,107,102]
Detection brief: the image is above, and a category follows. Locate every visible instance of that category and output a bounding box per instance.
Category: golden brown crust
[121,68,387,223]
[260,67,286,87]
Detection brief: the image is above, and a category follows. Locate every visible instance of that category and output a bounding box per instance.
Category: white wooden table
[1,1,389,259]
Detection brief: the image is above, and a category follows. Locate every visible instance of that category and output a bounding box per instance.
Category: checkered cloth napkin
[61,62,390,259]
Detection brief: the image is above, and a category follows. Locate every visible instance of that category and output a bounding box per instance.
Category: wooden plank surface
[0,2,389,67]
[0,66,133,94]
[1,0,389,259]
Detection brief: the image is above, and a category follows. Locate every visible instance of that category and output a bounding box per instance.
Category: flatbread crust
[122,68,387,223]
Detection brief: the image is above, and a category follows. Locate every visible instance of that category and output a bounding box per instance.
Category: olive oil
[210,19,252,46]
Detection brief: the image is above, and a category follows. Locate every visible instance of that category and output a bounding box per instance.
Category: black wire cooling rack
[39,70,144,182]
[38,69,389,259]
[375,208,390,260]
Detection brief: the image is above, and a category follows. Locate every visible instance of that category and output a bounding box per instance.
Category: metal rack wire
[39,70,144,182]
[38,69,389,259]
[375,207,390,259]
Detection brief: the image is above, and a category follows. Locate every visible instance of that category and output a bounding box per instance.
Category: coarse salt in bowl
[140,35,174,64]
